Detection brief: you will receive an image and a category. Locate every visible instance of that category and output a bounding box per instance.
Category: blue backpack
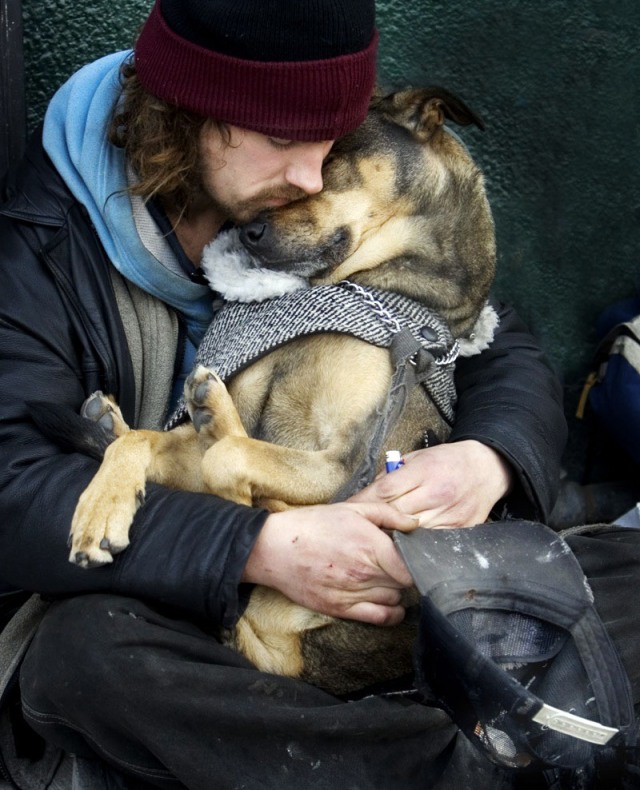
[581,295,640,465]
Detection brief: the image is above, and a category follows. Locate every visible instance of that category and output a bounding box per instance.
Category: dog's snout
[240,222,267,250]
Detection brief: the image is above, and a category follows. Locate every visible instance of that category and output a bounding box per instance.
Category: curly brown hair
[109,59,228,220]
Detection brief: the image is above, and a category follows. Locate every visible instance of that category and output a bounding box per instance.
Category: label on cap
[532,703,618,745]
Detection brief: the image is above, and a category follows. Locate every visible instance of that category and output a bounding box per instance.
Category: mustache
[253,186,309,205]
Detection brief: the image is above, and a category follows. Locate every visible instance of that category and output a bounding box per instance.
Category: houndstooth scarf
[166,281,460,431]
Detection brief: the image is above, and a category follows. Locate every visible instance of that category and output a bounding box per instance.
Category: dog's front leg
[70,424,202,567]
[70,432,156,566]
[185,366,348,507]
[185,366,248,449]
[200,437,346,507]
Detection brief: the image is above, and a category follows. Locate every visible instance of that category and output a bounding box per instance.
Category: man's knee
[20,593,151,708]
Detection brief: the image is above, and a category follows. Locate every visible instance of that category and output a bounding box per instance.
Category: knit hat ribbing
[134,0,378,141]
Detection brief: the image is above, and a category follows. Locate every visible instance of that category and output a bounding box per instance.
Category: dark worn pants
[17,527,640,790]
[18,594,514,790]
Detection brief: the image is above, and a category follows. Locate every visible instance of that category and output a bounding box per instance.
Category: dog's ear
[375,87,485,142]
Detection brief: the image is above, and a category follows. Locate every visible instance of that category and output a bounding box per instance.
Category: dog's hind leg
[27,391,128,462]
[226,586,333,679]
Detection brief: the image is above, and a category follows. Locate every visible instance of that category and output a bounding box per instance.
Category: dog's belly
[228,334,394,454]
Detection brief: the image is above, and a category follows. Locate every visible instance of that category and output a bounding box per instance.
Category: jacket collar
[0,126,71,228]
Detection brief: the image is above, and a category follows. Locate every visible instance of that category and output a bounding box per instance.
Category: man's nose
[284,142,333,195]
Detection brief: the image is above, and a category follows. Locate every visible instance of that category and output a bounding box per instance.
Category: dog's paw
[69,482,143,567]
[184,366,222,432]
[81,392,129,439]
[184,365,245,441]
[69,437,146,567]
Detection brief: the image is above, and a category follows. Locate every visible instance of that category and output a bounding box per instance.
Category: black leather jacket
[0,130,567,627]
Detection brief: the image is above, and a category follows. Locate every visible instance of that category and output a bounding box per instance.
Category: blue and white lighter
[385,450,404,473]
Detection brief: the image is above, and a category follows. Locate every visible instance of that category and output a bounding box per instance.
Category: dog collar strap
[339,280,461,367]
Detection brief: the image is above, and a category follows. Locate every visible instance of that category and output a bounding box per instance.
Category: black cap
[394,521,636,773]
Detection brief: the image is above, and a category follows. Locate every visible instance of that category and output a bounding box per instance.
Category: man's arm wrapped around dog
[0,145,270,630]
[0,251,564,633]
[450,298,567,521]
[0,141,564,628]
[0,141,418,631]
[350,299,567,527]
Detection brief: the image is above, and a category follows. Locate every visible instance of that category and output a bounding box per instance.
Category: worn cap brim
[394,521,635,771]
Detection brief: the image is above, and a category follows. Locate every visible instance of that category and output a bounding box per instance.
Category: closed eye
[268,137,294,150]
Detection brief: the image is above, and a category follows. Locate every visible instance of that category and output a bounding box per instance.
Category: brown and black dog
[39,88,497,695]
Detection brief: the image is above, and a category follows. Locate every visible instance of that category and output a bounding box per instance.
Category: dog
[34,87,497,696]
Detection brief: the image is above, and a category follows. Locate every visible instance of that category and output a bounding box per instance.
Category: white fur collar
[201,229,309,302]
[458,304,500,357]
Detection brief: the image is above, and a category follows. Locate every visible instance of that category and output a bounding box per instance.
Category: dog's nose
[240,222,267,249]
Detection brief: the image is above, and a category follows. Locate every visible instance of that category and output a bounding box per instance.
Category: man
[0,0,574,787]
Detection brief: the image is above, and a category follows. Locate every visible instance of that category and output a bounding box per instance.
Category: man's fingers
[348,501,419,530]
[359,586,404,606]
[343,601,407,627]
[349,469,423,508]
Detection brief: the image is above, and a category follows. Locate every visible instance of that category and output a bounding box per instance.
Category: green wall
[21,0,640,476]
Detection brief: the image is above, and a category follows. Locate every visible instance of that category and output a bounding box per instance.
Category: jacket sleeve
[449,299,567,522]
[0,210,266,630]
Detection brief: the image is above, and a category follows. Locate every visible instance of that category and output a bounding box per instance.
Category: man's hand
[242,502,417,626]
[349,440,513,528]
[242,442,511,627]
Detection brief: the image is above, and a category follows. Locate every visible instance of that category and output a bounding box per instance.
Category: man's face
[198,123,334,225]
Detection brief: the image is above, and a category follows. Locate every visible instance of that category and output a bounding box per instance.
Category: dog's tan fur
[65,88,496,695]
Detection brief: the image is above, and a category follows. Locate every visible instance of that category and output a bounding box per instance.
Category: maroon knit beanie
[134,0,378,141]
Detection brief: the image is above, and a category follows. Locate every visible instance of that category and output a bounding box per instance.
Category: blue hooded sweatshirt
[43,51,216,407]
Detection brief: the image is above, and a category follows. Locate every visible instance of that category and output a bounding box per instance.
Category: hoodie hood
[42,51,214,345]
